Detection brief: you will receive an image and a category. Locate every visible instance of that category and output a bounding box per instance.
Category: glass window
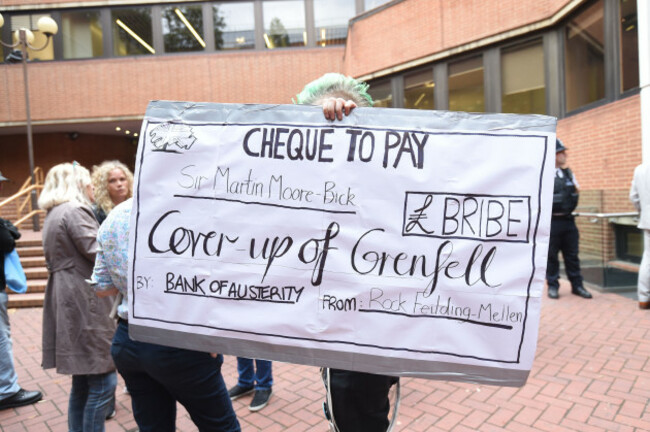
[620,0,639,92]
[314,0,355,47]
[263,0,306,49]
[501,41,545,114]
[564,0,605,112]
[448,56,484,112]
[364,0,392,11]
[162,4,205,53]
[369,81,393,107]
[404,69,434,110]
[10,14,55,61]
[615,224,642,264]
[61,11,103,59]
[214,2,255,50]
[112,8,154,56]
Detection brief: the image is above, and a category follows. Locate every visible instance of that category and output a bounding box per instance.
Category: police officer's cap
[556,139,567,153]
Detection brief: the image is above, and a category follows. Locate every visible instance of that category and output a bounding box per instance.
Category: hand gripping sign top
[128,101,557,387]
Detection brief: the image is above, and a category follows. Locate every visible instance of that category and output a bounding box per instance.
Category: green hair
[294,73,374,107]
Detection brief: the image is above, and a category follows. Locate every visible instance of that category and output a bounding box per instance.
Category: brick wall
[558,93,643,266]
[0,47,344,124]
[0,0,217,6]
[0,0,74,5]
[557,95,642,194]
[574,190,618,263]
[577,188,638,263]
[344,0,571,77]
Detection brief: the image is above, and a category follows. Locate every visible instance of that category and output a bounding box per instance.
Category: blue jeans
[236,358,273,390]
[111,321,240,432]
[68,371,117,432]
[0,291,20,399]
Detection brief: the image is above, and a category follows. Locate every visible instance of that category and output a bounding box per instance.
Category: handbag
[4,249,27,294]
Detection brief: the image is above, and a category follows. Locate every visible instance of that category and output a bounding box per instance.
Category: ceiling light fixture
[174,8,206,48]
[115,126,121,131]
[263,33,273,49]
[116,19,155,54]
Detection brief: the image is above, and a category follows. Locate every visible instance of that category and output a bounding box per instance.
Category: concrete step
[20,256,46,268]
[8,255,47,306]
[24,267,48,279]
[0,198,19,221]
[16,246,45,258]
[7,292,44,308]
[6,229,46,307]
[5,278,46,298]
[26,278,46,293]
[16,238,42,248]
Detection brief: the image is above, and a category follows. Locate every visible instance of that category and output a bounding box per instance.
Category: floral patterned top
[91,198,132,320]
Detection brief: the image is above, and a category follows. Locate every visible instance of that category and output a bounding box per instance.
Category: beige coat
[41,201,116,375]
[631,163,650,230]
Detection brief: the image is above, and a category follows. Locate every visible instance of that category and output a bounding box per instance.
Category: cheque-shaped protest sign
[129,101,556,386]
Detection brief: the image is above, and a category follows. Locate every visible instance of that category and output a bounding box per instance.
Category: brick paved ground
[1,280,649,431]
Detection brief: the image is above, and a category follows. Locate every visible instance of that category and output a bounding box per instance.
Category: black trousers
[328,369,398,432]
[546,216,583,290]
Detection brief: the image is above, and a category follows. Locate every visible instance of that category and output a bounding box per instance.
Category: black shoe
[228,384,254,401]
[0,388,42,410]
[572,286,592,299]
[548,286,559,299]
[105,409,116,420]
[249,389,272,412]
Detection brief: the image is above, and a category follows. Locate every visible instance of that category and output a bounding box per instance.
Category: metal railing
[573,211,639,220]
[0,167,45,229]
[572,209,639,290]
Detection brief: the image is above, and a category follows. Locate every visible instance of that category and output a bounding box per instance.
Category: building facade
[0,0,644,290]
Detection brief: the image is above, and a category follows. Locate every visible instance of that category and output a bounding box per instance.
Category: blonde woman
[38,162,116,432]
[91,161,133,225]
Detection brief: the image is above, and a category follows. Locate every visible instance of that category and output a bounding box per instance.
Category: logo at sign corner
[149,123,197,153]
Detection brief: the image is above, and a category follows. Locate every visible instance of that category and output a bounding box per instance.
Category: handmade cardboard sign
[129,101,556,386]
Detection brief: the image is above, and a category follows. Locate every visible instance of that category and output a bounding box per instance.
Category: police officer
[547,140,592,299]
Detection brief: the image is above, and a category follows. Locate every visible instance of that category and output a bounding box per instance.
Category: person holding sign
[546,140,592,299]
[295,73,399,432]
[90,198,241,432]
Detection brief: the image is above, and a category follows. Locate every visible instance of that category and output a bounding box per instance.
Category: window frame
[363,0,637,119]
[446,52,486,113]
[402,66,436,111]
[0,0,640,119]
[497,36,547,115]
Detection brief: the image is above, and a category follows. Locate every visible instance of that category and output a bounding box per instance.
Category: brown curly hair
[91,160,134,216]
